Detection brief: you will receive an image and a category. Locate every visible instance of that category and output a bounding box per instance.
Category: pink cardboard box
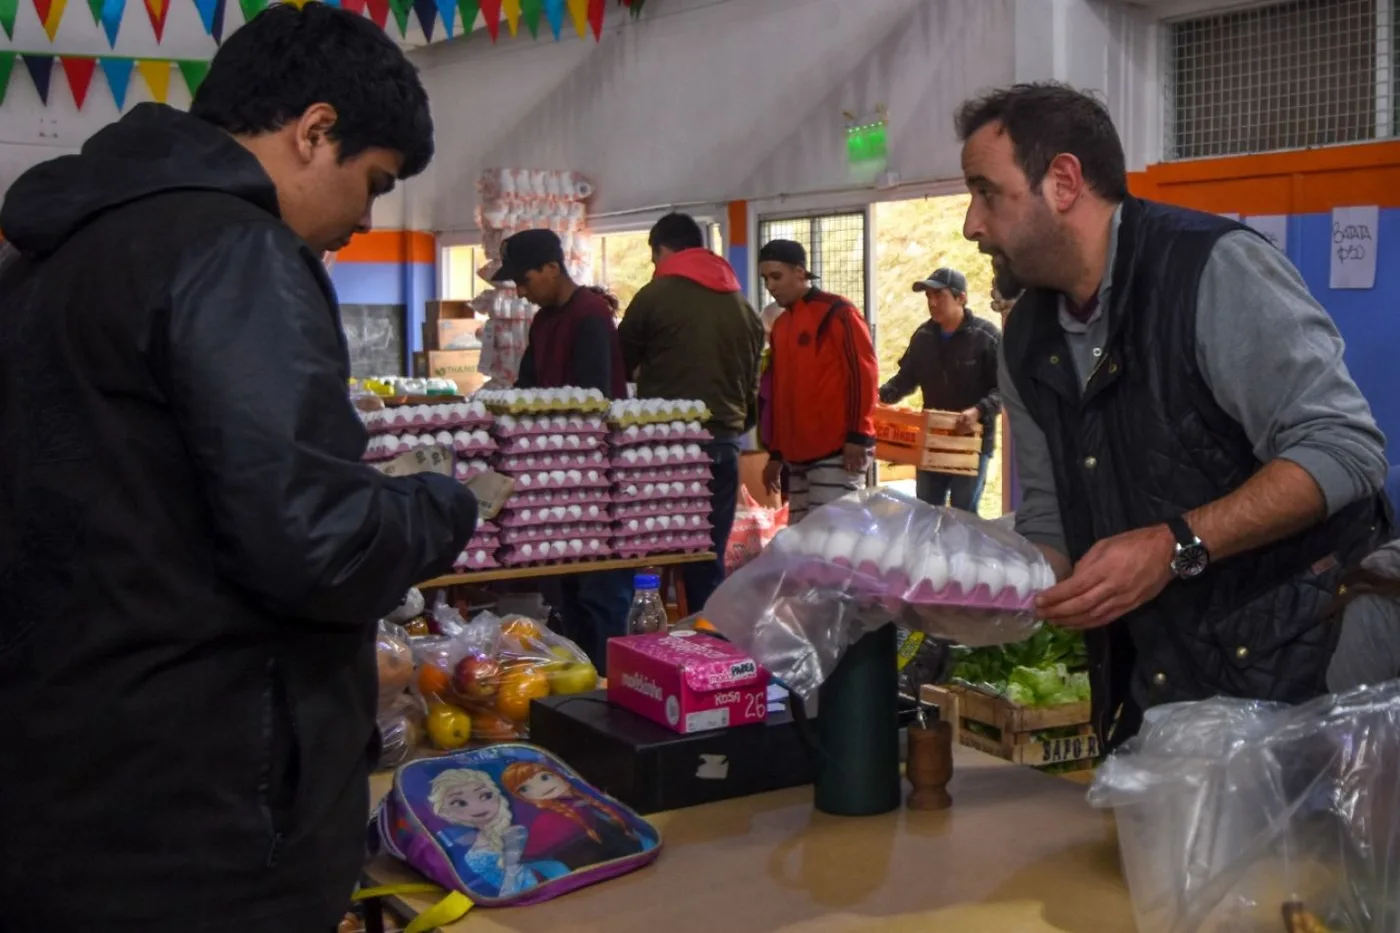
[607,631,768,735]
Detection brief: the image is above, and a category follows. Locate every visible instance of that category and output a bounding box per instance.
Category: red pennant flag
[479,0,499,39]
[340,0,363,13]
[362,0,387,27]
[32,0,50,23]
[143,0,168,39]
[586,0,601,39]
[60,55,95,108]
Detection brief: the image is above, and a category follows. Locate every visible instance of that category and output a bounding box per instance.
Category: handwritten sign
[374,445,454,478]
[466,470,516,521]
[1330,206,1378,290]
[1245,214,1288,252]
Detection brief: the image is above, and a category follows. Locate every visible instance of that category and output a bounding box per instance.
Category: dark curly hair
[191,2,433,178]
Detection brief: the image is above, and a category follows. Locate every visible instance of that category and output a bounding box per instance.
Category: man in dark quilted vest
[956,82,1392,747]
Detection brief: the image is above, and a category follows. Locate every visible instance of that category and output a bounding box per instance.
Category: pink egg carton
[494,450,608,473]
[611,532,712,559]
[797,558,1039,613]
[609,444,709,467]
[498,503,610,528]
[500,537,612,566]
[609,466,712,484]
[608,422,712,447]
[610,497,712,520]
[450,430,498,455]
[468,534,501,550]
[476,520,501,536]
[510,469,611,492]
[499,433,606,455]
[613,480,712,503]
[507,489,614,508]
[453,547,501,571]
[502,522,612,545]
[494,414,608,438]
[454,459,492,482]
[612,515,712,538]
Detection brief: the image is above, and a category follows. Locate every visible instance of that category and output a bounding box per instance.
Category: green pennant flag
[0,0,18,39]
[0,52,14,106]
[388,0,411,35]
[520,0,541,36]
[177,59,209,96]
[86,0,102,23]
[238,0,265,22]
[455,0,476,32]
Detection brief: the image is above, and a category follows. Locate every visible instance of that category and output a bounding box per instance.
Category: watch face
[1172,544,1209,579]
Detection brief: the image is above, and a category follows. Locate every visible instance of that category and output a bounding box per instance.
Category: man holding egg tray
[0,5,480,933]
[957,82,1391,748]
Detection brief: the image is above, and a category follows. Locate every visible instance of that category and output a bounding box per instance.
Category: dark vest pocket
[260,657,303,866]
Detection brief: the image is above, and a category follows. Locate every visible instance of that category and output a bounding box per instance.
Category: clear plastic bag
[376,620,416,710]
[704,488,1051,700]
[1088,683,1400,933]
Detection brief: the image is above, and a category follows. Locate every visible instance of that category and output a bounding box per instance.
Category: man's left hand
[954,407,981,435]
[1036,525,1177,629]
[843,443,870,474]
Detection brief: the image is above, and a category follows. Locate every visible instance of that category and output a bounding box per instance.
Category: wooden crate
[874,405,981,476]
[921,683,1100,769]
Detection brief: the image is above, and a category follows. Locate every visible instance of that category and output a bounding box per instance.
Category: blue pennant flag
[100,56,133,109]
[434,0,453,35]
[543,0,562,38]
[193,0,227,41]
[99,0,125,45]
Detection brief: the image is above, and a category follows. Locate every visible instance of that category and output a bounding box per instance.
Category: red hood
[655,248,742,293]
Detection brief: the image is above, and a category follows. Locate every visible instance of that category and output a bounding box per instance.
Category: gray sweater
[1001,207,1389,558]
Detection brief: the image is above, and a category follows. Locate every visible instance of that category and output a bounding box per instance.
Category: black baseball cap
[492,229,566,283]
[757,239,817,279]
[913,267,967,296]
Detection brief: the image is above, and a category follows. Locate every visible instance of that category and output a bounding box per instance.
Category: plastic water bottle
[627,573,669,635]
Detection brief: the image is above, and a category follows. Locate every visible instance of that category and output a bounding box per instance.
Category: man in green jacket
[620,212,765,609]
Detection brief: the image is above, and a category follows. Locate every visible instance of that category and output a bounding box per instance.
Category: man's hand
[954,407,981,435]
[763,458,783,495]
[843,443,870,474]
[1036,525,1176,629]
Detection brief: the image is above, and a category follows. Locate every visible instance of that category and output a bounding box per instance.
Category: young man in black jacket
[879,267,1002,514]
[0,6,478,932]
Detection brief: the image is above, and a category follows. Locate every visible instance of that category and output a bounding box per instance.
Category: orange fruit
[417,663,452,699]
[496,668,549,721]
[424,703,472,750]
[471,709,521,742]
[501,617,545,643]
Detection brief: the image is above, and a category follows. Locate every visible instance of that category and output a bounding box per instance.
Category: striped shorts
[787,455,866,525]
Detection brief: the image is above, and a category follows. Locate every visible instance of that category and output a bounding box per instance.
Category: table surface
[419,552,716,588]
[363,746,1132,932]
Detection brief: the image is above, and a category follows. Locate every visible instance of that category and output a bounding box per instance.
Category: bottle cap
[634,573,661,590]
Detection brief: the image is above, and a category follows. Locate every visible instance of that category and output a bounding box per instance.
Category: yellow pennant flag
[42,0,68,41]
[501,0,518,35]
[566,0,586,37]
[137,59,170,103]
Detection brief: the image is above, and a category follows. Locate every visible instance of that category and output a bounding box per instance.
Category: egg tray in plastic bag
[704,488,1051,701]
[1088,683,1400,933]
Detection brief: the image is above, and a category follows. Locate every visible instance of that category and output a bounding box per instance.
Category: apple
[452,653,502,700]
[547,659,599,695]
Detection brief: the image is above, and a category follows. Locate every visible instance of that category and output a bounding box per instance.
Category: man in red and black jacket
[757,239,879,524]
[494,229,631,670]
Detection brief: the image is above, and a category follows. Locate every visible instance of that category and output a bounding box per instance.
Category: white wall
[410,0,1019,233]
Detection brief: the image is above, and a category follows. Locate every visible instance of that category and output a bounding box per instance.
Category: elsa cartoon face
[515,770,569,802]
[429,769,508,829]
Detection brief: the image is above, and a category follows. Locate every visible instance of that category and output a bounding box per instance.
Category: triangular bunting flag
[362,0,387,28]
[586,0,601,39]
[96,0,124,44]
[23,54,54,104]
[433,0,452,35]
[60,55,96,108]
[99,55,132,108]
[36,0,68,40]
[0,52,15,105]
[565,0,584,37]
[386,0,409,35]
[340,0,362,11]
[192,0,225,40]
[136,58,169,103]
[0,0,17,38]
[478,0,499,39]
[454,0,474,33]
[143,0,168,40]
[86,0,100,23]
[543,0,562,38]
[238,0,265,23]
[500,0,517,35]
[411,0,435,38]
[519,0,539,37]
[177,59,207,96]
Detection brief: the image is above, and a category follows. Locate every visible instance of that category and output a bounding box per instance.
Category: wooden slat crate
[920,683,1100,769]
[873,405,981,476]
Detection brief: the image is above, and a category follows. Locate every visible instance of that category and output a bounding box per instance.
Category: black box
[529,691,815,814]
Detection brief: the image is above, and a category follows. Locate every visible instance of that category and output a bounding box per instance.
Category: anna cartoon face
[514,769,570,802]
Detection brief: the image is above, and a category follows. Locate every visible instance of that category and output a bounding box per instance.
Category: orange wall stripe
[1129,141,1400,214]
[727,200,749,247]
[336,230,437,264]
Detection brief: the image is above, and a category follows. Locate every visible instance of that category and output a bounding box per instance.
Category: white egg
[823,527,863,563]
[518,474,534,487]
[565,435,581,449]
[622,449,638,464]
[1035,562,1057,592]
[544,435,561,450]
[638,447,654,463]
[586,470,600,483]
[567,505,582,520]
[550,540,567,556]
[880,537,908,577]
[685,443,701,459]
[551,415,567,430]
[550,470,566,485]
[586,505,600,519]
[623,425,641,440]
[918,549,950,590]
[533,435,549,450]
[948,553,978,592]
[975,556,1006,595]
[852,531,887,569]
[1004,562,1033,599]
[431,431,450,446]
[627,519,640,532]
[519,509,533,522]
[668,444,685,461]
[520,543,534,558]
[452,430,471,446]
[656,423,672,438]
[568,539,583,555]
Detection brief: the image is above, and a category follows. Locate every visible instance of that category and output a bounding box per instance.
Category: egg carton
[609,398,711,426]
[364,432,494,462]
[608,466,712,485]
[368,402,493,434]
[610,444,709,468]
[611,533,712,559]
[454,459,492,482]
[501,538,613,566]
[499,433,605,456]
[509,469,611,493]
[495,450,608,473]
[453,548,501,572]
[477,387,611,415]
[495,413,608,438]
[614,514,712,537]
[609,422,711,447]
[498,503,610,528]
[610,498,712,521]
[506,489,614,509]
[614,479,711,502]
[466,534,500,550]
[476,520,501,536]
[501,522,612,546]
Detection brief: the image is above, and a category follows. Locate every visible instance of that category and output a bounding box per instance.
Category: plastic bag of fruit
[376,620,416,710]
[409,605,599,749]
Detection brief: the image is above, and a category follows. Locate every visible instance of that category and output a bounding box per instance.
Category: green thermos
[812,622,901,816]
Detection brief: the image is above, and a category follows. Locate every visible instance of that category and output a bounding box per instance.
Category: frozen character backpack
[371,744,662,921]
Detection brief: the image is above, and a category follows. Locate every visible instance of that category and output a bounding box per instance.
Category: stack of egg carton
[360,400,496,484]
[478,387,614,567]
[608,399,716,559]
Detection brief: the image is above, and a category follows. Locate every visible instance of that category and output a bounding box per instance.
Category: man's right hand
[763,458,783,495]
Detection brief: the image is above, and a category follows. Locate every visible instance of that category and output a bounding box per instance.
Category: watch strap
[1166,515,1197,548]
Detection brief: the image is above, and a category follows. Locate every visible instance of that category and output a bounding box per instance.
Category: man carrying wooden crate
[878,267,1002,514]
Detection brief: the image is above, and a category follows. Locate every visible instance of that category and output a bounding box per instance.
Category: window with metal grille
[756,212,869,320]
[1164,0,1396,160]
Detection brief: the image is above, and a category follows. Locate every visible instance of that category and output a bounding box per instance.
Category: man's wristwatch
[1167,516,1210,580]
